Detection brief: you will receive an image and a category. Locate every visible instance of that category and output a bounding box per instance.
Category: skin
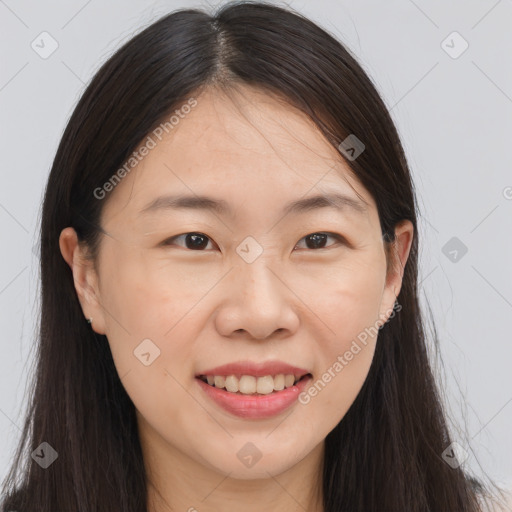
[60,85,413,512]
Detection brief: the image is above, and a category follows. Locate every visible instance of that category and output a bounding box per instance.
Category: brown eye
[162,231,345,251]
[163,232,214,250]
[294,232,345,250]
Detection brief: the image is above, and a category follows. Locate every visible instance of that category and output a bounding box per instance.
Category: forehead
[101,85,376,223]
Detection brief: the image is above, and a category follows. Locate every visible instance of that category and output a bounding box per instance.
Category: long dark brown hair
[0,1,496,510]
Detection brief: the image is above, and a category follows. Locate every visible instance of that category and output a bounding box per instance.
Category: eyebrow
[139,192,368,217]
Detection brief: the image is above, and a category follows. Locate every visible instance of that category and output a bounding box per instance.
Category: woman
[1,2,507,511]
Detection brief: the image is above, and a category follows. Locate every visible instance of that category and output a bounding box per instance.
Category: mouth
[196,370,313,419]
[196,372,312,396]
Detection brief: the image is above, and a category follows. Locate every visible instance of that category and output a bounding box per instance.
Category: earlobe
[59,227,107,334]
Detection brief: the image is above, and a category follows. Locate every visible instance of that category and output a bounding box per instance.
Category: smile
[197,373,310,395]
[195,373,313,420]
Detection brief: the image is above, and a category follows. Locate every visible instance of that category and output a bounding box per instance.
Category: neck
[140,422,324,512]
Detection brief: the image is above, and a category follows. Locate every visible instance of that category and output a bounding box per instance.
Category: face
[62,85,412,481]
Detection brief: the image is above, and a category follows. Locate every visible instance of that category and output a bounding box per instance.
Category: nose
[214,260,300,341]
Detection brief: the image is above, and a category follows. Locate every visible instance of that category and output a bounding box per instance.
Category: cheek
[99,243,214,339]
[96,249,206,434]
[296,251,386,415]
[299,248,386,345]
[96,245,211,401]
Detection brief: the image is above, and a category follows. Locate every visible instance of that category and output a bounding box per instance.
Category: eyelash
[160,232,347,251]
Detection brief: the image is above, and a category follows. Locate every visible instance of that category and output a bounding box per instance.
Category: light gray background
[1,0,511,491]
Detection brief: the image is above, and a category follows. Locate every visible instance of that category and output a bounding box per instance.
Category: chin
[215,459,294,480]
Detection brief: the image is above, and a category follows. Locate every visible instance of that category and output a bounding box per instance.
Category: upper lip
[196,360,311,378]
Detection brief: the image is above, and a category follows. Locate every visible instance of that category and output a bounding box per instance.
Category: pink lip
[197,360,310,379]
[196,374,313,419]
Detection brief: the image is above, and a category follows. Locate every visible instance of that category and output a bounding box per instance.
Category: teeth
[284,374,295,388]
[214,376,225,388]
[239,375,257,394]
[202,373,306,394]
[225,375,239,393]
[273,374,285,391]
[256,375,274,395]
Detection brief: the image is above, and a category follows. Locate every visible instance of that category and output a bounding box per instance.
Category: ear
[59,227,107,335]
[378,220,414,323]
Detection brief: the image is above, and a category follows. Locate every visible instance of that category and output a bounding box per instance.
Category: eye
[294,232,345,250]
[162,232,215,251]
[161,231,346,251]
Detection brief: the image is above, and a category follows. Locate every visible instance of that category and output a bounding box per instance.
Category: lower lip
[196,375,312,419]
